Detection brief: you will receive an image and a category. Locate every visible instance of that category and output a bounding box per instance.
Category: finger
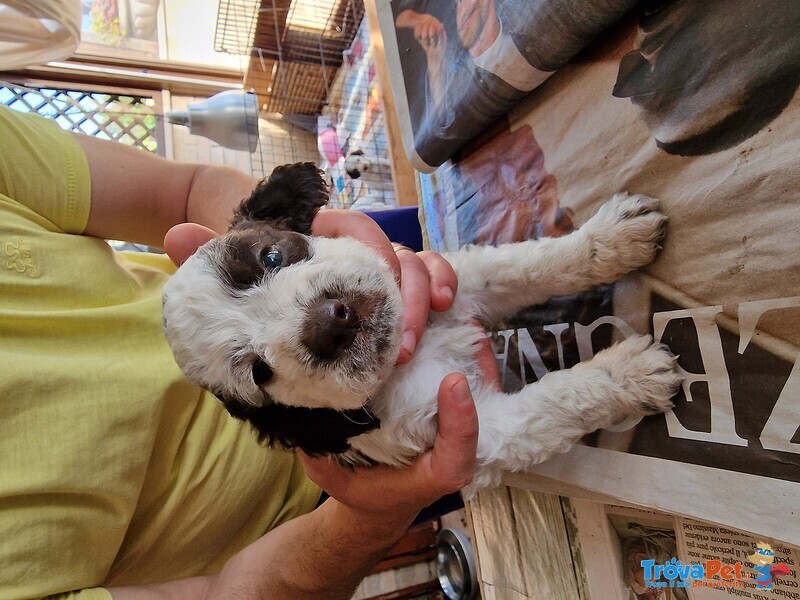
[394,9,421,29]
[297,452,354,494]
[417,251,456,312]
[312,210,401,282]
[299,450,421,511]
[429,374,478,492]
[163,223,217,266]
[394,247,431,364]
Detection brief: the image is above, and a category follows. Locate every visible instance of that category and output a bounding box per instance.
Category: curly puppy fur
[162,162,682,495]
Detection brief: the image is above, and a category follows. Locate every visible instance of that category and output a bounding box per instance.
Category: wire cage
[215,0,396,209]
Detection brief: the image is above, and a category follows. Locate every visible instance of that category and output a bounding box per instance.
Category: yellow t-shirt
[0,107,320,600]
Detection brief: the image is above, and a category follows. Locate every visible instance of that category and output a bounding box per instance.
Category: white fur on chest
[347,312,487,466]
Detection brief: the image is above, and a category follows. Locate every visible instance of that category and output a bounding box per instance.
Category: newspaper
[408,2,800,543]
[373,0,638,171]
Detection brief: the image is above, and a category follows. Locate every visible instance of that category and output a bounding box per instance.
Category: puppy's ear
[231,162,328,234]
[217,393,380,456]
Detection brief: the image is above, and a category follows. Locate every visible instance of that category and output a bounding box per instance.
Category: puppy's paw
[582,193,668,281]
[591,334,682,417]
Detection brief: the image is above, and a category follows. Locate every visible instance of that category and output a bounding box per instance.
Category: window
[0,82,162,153]
[79,0,161,59]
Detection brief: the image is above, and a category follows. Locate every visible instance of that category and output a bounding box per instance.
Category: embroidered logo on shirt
[5,237,40,278]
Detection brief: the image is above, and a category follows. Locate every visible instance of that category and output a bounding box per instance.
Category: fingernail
[402,331,417,356]
[452,376,470,405]
[440,286,454,303]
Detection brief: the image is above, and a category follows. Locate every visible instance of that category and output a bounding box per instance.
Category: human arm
[72,131,256,245]
[108,373,478,600]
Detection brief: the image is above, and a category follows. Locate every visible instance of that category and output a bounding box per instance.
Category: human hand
[163,210,458,364]
[396,10,448,110]
[396,10,447,56]
[299,373,478,522]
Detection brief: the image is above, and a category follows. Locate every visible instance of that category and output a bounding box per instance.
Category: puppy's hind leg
[447,193,668,325]
[465,335,681,495]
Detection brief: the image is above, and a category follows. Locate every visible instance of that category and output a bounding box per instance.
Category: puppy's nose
[304,299,359,359]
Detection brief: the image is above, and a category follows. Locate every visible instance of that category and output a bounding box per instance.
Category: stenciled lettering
[738,296,800,453]
[490,296,800,455]
[653,305,747,446]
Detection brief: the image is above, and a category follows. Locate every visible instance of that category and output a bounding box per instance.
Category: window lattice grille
[0,83,160,153]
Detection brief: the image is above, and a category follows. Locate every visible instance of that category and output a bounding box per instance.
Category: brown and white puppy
[162,162,681,494]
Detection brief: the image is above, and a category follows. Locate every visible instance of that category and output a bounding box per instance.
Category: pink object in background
[319,126,343,165]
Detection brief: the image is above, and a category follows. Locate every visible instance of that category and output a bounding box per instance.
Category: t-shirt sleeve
[0,106,91,234]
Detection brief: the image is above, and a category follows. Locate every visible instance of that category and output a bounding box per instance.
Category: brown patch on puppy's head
[216,224,311,291]
[231,162,328,234]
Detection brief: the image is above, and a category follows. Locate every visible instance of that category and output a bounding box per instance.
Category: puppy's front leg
[447,193,667,325]
[466,335,680,494]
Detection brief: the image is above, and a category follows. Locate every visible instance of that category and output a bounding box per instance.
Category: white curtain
[0,0,81,70]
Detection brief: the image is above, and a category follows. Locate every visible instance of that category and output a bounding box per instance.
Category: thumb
[163,223,217,266]
[429,373,479,491]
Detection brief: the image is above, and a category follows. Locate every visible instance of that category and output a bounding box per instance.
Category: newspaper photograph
[576,503,800,599]
[374,0,638,171]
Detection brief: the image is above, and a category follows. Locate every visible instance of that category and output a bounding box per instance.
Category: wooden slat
[371,549,436,575]
[354,527,439,600]
[468,487,529,599]
[361,579,442,600]
[249,0,361,63]
[250,0,293,54]
[8,58,242,97]
[370,521,438,574]
[509,488,585,599]
[466,487,588,599]
[247,56,327,114]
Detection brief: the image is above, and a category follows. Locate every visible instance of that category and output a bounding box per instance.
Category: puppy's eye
[252,360,273,385]
[262,249,283,269]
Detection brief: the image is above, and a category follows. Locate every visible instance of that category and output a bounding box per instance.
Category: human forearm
[108,499,413,600]
[183,163,257,235]
[74,132,256,246]
[210,499,415,599]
